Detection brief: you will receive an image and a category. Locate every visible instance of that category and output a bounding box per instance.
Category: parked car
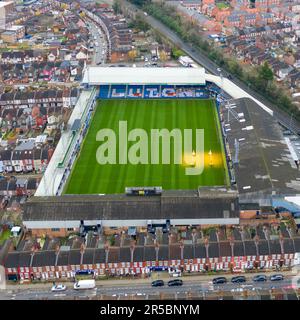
[171,271,182,278]
[168,279,183,287]
[51,284,66,292]
[151,280,164,287]
[231,276,246,284]
[270,274,284,281]
[212,277,227,285]
[231,287,244,292]
[253,275,267,282]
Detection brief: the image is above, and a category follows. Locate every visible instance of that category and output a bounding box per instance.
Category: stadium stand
[144,85,160,98]
[99,85,110,99]
[98,84,223,100]
[127,85,144,98]
[161,85,177,98]
[111,85,127,98]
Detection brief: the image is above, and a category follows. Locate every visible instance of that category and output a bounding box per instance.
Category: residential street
[0,272,297,300]
[87,20,108,66]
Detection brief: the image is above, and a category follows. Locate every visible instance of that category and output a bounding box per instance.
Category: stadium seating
[99,85,110,99]
[161,85,177,98]
[144,85,160,98]
[111,85,127,98]
[195,89,210,98]
[207,82,221,94]
[127,85,144,98]
[98,84,223,100]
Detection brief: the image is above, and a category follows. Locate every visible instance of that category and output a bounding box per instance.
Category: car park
[151,280,164,287]
[168,279,183,287]
[270,274,284,281]
[253,275,267,282]
[231,276,246,283]
[212,277,227,284]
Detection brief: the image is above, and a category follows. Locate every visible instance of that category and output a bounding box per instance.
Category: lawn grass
[65,99,228,194]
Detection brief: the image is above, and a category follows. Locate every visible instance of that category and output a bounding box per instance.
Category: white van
[73,279,96,290]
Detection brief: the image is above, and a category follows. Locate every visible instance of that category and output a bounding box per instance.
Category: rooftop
[23,189,239,222]
[82,67,206,85]
[222,98,300,198]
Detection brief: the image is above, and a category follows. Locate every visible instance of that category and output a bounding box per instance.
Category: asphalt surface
[123,1,300,135]
[0,275,295,300]
[87,20,108,66]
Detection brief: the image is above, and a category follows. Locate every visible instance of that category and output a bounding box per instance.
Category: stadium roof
[225,97,300,198]
[82,67,206,85]
[23,188,239,222]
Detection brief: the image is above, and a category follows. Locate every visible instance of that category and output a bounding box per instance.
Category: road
[123,1,300,135]
[0,274,296,300]
[87,20,108,66]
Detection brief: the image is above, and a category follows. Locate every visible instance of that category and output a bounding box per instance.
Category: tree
[112,0,122,14]
[129,14,150,32]
[159,50,168,62]
[171,48,184,59]
[227,59,243,78]
[258,62,274,82]
[128,49,137,61]
[129,0,151,6]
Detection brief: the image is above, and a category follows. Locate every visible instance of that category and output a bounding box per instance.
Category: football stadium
[25,67,240,231]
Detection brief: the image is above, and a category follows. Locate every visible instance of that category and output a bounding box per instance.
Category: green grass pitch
[65,99,229,194]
